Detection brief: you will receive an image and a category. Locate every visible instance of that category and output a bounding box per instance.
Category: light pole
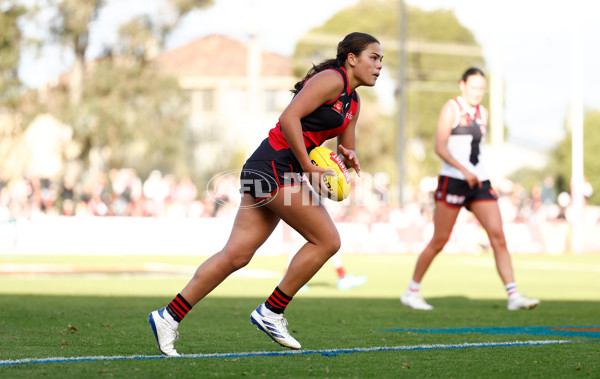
[396,0,407,207]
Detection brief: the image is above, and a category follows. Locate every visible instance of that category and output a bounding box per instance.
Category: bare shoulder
[302,69,345,100]
[305,69,344,89]
[440,99,458,116]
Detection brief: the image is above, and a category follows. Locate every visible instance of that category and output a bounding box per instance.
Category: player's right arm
[434,101,481,188]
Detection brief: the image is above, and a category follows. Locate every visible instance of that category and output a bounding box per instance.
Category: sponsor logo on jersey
[346,111,354,121]
[459,113,471,127]
[333,101,343,114]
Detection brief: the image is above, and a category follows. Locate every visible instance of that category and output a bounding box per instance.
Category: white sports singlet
[439,96,489,181]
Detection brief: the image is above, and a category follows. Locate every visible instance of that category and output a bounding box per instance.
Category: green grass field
[1,253,599,377]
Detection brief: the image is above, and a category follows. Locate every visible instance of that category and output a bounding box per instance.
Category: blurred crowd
[0,169,211,220]
[0,167,576,227]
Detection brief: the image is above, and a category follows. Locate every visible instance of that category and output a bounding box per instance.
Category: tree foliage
[293,1,486,196]
[549,111,600,205]
[46,58,189,178]
[22,0,213,179]
[0,0,26,109]
[0,1,27,173]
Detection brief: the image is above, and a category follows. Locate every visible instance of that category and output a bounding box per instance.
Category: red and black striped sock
[165,293,192,322]
[264,286,292,314]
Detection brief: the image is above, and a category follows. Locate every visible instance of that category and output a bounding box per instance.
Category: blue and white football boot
[148,307,180,356]
[250,304,301,350]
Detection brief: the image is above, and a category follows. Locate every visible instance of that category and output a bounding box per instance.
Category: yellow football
[308,146,351,201]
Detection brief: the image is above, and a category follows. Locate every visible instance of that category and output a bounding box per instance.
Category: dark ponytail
[292,32,380,94]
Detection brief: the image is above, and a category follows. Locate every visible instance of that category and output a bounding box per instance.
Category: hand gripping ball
[308,146,351,201]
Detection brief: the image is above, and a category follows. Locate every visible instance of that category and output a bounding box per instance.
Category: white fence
[1,215,599,255]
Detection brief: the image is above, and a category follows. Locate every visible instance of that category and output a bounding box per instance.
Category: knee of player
[487,232,507,249]
[323,230,342,255]
[221,249,253,270]
[430,234,451,251]
[232,255,253,270]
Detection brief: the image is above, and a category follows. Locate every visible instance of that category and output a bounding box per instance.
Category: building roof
[157,34,292,77]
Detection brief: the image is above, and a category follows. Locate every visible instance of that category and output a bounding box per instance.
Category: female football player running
[400,67,540,311]
[149,32,383,355]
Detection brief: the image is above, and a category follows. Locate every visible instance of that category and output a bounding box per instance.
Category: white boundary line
[0,339,573,366]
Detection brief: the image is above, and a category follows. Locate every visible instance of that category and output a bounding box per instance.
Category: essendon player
[148,32,383,355]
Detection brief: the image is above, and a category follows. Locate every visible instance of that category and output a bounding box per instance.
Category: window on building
[264,89,277,113]
[191,89,215,112]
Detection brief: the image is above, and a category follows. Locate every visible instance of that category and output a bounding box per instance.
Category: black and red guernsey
[267,66,359,151]
[240,66,359,200]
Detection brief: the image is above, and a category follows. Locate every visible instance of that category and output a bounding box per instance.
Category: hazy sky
[19,0,600,150]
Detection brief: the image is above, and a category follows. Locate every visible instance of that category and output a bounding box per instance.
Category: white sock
[408,280,421,292]
[505,282,519,298]
[163,308,180,329]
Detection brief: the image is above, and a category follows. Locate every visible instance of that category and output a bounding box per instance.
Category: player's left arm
[337,95,361,176]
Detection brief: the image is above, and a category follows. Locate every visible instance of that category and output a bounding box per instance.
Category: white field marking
[0,340,573,366]
[0,263,277,279]
[230,268,278,279]
[455,258,600,273]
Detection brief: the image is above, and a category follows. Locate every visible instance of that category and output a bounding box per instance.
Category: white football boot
[250,304,301,350]
[507,295,540,310]
[148,308,180,356]
[400,290,434,310]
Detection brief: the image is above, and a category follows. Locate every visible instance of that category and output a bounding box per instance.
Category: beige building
[157,34,296,171]
[1,34,297,182]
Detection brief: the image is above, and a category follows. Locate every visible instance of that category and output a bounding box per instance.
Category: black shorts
[434,175,498,208]
[240,139,305,201]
